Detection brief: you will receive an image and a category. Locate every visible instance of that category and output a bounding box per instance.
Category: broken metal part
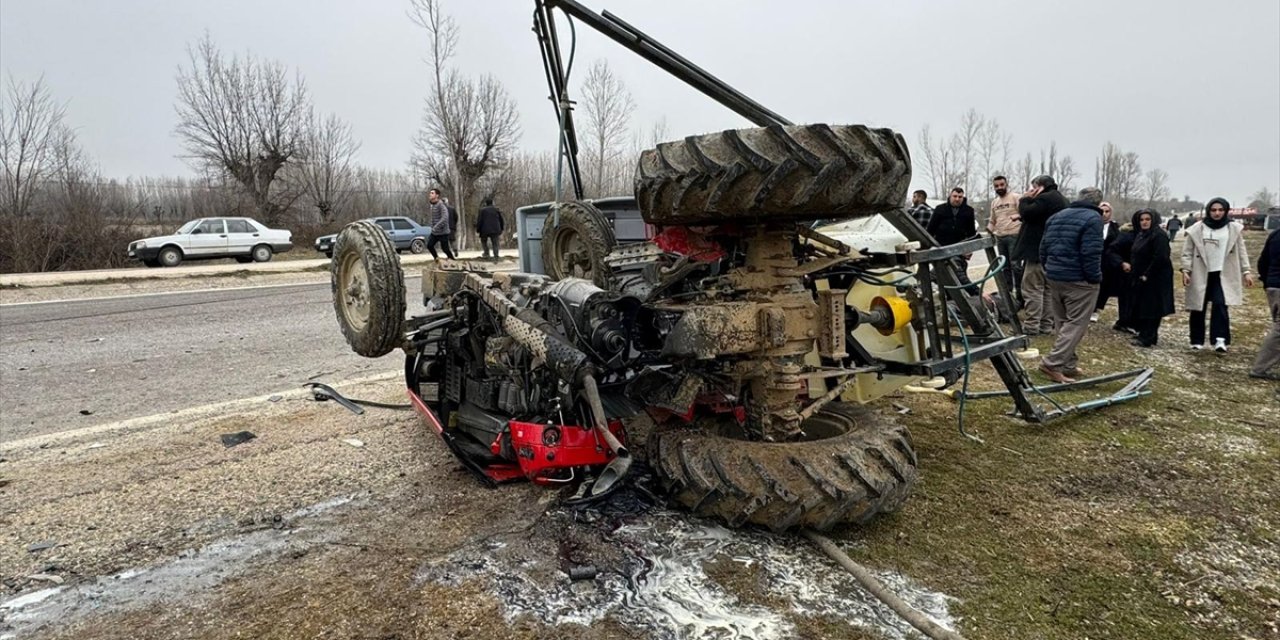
[304,382,365,415]
[816,289,847,359]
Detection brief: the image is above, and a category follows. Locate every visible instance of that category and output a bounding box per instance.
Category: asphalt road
[0,278,423,444]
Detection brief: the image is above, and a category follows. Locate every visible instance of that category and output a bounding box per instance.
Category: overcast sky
[2,0,1278,206]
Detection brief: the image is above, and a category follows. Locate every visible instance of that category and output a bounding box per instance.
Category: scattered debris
[567,565,597,581]
[78,409,93,416]
[26,541,58,553]
[86,443,108,450]
[892,402,911,415]
[27,574,64,585]
[220,431,257,448]
[341,438,365,448]
[268,395,283,403]
[88,338,103,343]
[86,368,96,373]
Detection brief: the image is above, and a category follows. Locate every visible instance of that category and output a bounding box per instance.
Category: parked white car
[127,217,293,267]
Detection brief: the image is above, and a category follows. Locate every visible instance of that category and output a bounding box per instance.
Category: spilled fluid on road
[417,485,958,640]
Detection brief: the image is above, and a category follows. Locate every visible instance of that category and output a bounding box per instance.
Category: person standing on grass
[1181,197,1254,352]
[927,187,979,294]
[908,189,932,227]
[987,176,1023,306]
[1013,175,1069,335]
[426,188,455,260]
[1093,201,1124,323]
[1105,208,1141,334]
[1127,209,1175,347]
[444,197,460,256]
[1165,213,1183,240]
[1038,187,1105,383]
[1248,228,1280,380]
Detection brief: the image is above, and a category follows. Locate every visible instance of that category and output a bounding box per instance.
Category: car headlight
[135,241,147,249]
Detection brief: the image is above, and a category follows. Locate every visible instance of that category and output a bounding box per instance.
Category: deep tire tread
[331,220,406,358]
[651,403,917,532]
[636,124,911,225]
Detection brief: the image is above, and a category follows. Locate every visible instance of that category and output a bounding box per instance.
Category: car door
[224,219,256,254]
[187,219,228,256]
[374,219,399,248]
[391,218,416,249]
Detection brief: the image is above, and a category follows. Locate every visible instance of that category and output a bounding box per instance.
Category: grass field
[829,255,1279,639]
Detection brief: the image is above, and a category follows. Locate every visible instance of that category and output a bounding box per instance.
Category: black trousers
[426,233,455,259]
[1189,271,1230,345]
[1134,317,1163,346]
[480,234,500,256]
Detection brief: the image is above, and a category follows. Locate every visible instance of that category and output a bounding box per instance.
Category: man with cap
[1038,187,1105,383]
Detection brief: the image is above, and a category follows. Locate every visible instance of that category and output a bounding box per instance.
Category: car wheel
[235,256,253,264]
[159,247,183,267]
[251,244,273,262]
[409,237,427,254]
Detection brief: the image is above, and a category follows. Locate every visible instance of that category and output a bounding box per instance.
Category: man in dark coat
[927,187,978,293]
[1038,187,1104,383]
[1128,209,1175,347]
[1094,201,1124,322]
[475,198,505,260]
[1013,175,1069,334]
[1165,214,1183,239]
[1249,228,1280,380]
[444,198,460,255]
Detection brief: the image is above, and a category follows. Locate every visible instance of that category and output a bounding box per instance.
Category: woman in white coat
[1180,197,1255,352]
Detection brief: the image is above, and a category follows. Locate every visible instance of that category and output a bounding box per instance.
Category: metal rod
[961,368,1151,400]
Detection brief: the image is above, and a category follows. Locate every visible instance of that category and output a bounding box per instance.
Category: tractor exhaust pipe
[581,374,631,496]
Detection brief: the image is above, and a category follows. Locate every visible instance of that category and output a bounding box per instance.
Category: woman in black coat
[1128,209,1176,347]
[1105,211,1138,334]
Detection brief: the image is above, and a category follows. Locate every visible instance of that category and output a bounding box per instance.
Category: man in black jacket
[1249,229,1280,380]
[1012,175,1069,334]
[475,198,505,260]
[927,187,978,292]
[1038,187,1105,383]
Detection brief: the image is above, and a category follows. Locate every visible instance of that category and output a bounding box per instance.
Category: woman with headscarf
[1104,207,1139,334]
[1128,209,1175,347]
[1093,201,1125,323]
[1180,197,1255,352]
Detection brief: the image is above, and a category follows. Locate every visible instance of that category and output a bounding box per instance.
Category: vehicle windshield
[177,220,201,234]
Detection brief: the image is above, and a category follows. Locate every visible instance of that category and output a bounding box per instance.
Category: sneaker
[1213,338,1228,353]
[1089,312,1099,323]
[1190,343,1204,351]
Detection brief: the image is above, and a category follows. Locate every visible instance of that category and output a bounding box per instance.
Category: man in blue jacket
[1038,187,1105,383]
[1249,228,1280,380]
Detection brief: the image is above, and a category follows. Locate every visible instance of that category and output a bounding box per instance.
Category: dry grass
[837,260,1280,639]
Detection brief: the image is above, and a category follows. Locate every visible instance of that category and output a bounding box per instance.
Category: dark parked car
[314,217,431,258]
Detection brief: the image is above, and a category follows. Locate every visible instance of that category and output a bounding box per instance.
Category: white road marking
[1,371,405,451]
[0,276,421,308]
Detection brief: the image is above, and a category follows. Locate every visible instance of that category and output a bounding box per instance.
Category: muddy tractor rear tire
[635,124,911,225]
[649,402,917,532]
[541,200,616,288]
[331,220,406,358]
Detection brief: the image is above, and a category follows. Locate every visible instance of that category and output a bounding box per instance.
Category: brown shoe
[1039,362,1076,384]
[1062,366,1085,378]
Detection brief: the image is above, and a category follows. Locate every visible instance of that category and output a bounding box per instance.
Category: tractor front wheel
[331,220,406,358]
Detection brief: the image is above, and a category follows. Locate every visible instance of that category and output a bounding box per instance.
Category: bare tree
[648,116,670,147]
[953,108,983,195]
[1249,186,1278,210]
[579,59,636,197]
[916,125,953,198]
[297,110,360,223]
[0,76,68,218]
[409,0,521,248]
[174,34,310,225]
[1016,152,1034,192]
[1144,168,1169,206]
[978,117,1012,192]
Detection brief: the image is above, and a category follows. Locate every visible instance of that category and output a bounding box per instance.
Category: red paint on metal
[509,419,626,485]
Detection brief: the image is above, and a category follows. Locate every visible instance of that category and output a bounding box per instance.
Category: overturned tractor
[327,1,1150,532]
